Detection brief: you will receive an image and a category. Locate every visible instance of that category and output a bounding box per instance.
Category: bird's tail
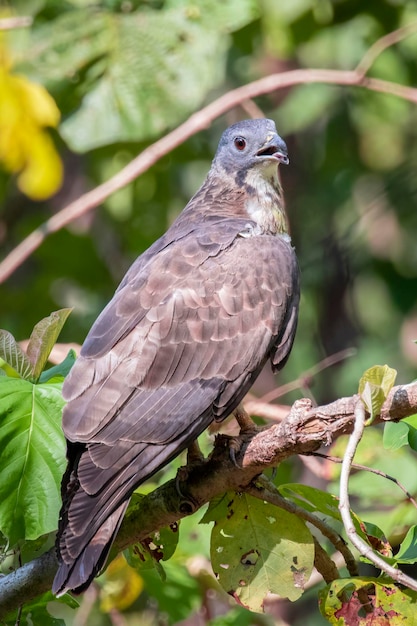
[52,498,129,596]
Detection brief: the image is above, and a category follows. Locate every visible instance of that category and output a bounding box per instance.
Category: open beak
[257,134,289,165]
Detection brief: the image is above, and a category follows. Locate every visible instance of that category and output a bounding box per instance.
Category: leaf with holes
[0,377,66,544]
[203,492,314,612]
[319,577,417,624]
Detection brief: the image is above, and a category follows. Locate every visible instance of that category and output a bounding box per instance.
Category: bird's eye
[234,137,246,151]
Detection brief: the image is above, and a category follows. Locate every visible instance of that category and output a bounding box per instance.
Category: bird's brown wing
[53,220,299,595]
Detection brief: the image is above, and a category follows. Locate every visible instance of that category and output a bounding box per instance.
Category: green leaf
[383,420,410,450]
[384,414,417,453]
[0,377,66,544]
[0,330,33,379]
[319,577,417,625]
[26,308,72,382]
[124,509,179,578]
[276,84,339,134]
[26,2,258,151]
[4,591,78,626]
[358,364,397,422]
[40,349,77,383]
[278,484,389,553]
[208,607,256,626]
[395,526,417,564]
[205,492,314,611]
[140,560,201,624]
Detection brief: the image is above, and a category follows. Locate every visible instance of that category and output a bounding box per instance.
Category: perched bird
[53,118,300,596]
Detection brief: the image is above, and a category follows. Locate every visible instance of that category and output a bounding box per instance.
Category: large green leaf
[0,377,66,544]
[25,1,259,151]
[203,492,314,611]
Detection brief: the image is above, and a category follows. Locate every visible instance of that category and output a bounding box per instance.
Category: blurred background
[1,0,417,624]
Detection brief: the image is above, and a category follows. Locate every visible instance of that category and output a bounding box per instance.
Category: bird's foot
[186,440,205,465]
[229,404,263,467]
[175,440,206,509]
[233,404,260,434]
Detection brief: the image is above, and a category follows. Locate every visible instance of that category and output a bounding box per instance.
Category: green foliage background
[1,0,417,624]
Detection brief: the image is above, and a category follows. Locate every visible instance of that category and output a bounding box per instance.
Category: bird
[52,118,300,596]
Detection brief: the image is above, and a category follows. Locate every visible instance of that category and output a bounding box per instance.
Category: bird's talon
[228,437,242,467]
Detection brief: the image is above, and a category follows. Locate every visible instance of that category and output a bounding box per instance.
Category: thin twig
[355,21,417,78]
[338,400,417,592]
[258,348,356,405]
[311,451,417,509]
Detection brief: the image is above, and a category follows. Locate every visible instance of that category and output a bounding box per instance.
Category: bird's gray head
[212,119,289,184]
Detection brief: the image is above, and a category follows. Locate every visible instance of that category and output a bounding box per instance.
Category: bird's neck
[196,166,289,236]
[243,167,288,236]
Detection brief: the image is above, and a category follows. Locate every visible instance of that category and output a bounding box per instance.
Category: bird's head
[208,119,289,235]
[212,118,289,184]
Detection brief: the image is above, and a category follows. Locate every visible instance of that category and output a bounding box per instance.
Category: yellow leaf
[99,554,144,613]
[0,44,63,200]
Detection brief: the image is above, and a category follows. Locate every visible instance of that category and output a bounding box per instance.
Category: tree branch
[1,380,417,617]
[0,17,32,30]
[1,23,417,283]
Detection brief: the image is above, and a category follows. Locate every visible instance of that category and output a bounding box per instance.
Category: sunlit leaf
[0,377,66,544]
[26,308,72,382]
[0,329,32,379]
[203,492,314,611]
[26,1,258,151]
[358,364,397,422]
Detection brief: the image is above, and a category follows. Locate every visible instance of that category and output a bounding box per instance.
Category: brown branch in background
[0,17,33,30]
[1,380,417,617]
[355,21,417,78]
[257,348,356,405]
[1,22,417,283]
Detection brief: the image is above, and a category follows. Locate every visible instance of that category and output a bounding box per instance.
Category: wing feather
[54,219,299,596]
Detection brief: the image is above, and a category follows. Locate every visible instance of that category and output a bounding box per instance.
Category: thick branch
[1,380,416,617]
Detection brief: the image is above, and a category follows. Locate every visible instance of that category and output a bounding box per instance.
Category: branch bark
[1,381,417,617]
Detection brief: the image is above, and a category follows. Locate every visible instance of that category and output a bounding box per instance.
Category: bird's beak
[257,133,289,165]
